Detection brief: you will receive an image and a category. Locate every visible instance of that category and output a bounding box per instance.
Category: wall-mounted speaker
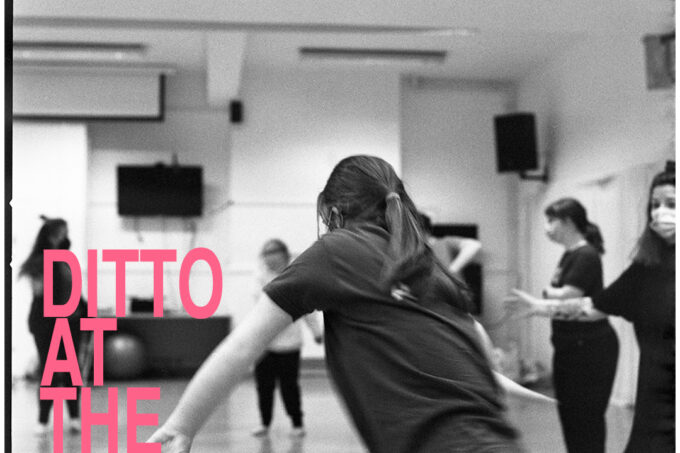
[644,33,675,90]
[229,100,243,124]
[493,113,538,173]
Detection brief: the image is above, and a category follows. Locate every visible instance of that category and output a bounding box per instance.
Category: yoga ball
[103,333,147,379]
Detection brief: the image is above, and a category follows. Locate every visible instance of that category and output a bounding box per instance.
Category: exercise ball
[103,333,147,380]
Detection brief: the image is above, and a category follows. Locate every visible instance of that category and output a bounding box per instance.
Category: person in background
[538,198,618,453]
[149,155,551,453]
[508,161,675,453]
[19,216,85,434]
[251,239,323,438]
[418,213,482,279]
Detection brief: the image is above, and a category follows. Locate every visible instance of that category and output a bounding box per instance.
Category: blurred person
[418,212,482,279]
[508,162,675,453]
[251,239,323,438]
[149,155,552,453]
[19,216,85,434]
[538,198,618,453]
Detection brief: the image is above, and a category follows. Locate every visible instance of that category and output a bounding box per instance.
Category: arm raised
[147,293,293,451]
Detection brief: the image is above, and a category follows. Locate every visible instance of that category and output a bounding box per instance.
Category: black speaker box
[644,33,675,90]
[230,100,243,124]
[493,113,538,172]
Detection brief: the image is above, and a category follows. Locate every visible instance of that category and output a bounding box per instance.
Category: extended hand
[147,426,193,453]
[503,289,540,318]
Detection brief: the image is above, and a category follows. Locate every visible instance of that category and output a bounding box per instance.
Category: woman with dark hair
[20,216,83,434]
[149,155,535,453]
[509,161,675,452]
[540,198,619,453]
[251,238,323,438]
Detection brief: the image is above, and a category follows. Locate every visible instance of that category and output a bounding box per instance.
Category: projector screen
[13,70,165,120]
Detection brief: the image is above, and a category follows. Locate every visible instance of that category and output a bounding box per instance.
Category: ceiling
[12,0,674,106]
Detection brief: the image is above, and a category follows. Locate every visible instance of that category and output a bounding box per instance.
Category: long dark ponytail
[318,155,469,310]
[20,216,68,279]
[545,198,604,254]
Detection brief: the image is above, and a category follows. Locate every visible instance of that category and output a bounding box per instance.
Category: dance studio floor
[11,371,634,452]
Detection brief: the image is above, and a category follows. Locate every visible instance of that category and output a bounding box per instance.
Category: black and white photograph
[7,1,676,452]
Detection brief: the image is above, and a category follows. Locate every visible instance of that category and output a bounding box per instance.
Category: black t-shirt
[550,244,603,296]
[549,244,605,335]
[265,223,521,453]
[592,260,675,452]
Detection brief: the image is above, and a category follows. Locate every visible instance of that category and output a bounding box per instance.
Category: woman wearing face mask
[509,161,675,452]
[540,198,619,453]
[19,216,85,434]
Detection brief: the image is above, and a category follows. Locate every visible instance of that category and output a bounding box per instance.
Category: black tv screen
[117,165,203,216]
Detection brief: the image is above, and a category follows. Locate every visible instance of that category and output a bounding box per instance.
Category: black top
[265,223,522,453]
[28,261,76,333]
[550,244,607,335]
[592,257,675,452]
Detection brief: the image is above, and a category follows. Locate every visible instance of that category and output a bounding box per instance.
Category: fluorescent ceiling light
[13,41,147,63]
[299,47,446,65]
[421,27,480,37]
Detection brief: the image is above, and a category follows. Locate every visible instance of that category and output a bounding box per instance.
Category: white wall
[401,79,520,345]
[514,32,674,403]
[12,122,88,377]
[87,109,232,316]
[87,67,401,358]
[227,67,401,357]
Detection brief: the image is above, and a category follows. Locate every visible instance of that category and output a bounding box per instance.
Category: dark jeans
[254,350,303,427]
[552,321,619,453]
[32,316,82,424]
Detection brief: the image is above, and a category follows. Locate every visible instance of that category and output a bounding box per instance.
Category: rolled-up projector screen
[13,70,164,120]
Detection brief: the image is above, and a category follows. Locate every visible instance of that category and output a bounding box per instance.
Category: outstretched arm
[147,293,292,452]
[448,238,482,275]
[473,320,555,404]
[507,289,605,321]
[303,311,324,343]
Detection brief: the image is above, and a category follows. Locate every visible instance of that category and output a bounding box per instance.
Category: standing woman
[510,162,675,452]
[149,155,525,453]
[19,216,84,434]
[251,239,323,438]
[542,198,619,453]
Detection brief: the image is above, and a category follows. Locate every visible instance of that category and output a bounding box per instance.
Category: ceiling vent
[299,47,446,65]
[13,41,147,63]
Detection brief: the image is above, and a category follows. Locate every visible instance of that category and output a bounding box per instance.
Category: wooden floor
[11,373,634,452]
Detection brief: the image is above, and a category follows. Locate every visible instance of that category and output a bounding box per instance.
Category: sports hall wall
[12,31,672,371]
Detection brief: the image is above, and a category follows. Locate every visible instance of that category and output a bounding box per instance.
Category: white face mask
[652,205,675,225]
[650,205,675,242]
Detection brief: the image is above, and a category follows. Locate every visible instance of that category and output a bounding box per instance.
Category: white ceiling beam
[205,31,246,109]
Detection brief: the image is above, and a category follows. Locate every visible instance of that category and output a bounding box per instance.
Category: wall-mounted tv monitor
[117,165,203,216]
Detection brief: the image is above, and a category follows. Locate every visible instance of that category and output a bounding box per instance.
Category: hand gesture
[503,289,540,319]
[146,426,193,453]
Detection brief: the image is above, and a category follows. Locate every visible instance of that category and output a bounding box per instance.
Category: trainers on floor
[251,426,269,437]
[290,427,306,438]
[67,419,81,433]
[34,423,51,435]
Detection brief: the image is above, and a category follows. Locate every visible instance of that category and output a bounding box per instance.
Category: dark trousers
[32,317,82,424]
[552,323,619,453]
[254,350,303,427]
